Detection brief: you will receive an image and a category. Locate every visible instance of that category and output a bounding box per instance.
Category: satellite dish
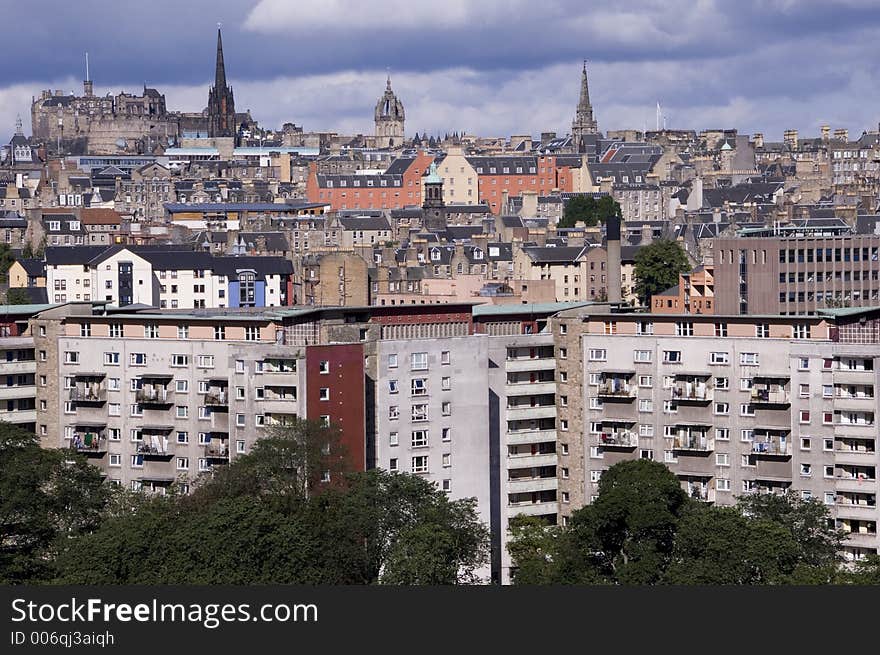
[115,138,126,149]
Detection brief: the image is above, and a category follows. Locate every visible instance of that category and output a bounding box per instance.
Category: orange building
[652,265,715,314]
[468,155,579,213]
[306,152,435,211]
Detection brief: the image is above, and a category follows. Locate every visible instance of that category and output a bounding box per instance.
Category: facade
[652,265,715,314]
[713,235,880,315]
[553,308,880,562]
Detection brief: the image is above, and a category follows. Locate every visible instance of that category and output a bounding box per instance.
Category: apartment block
[554,307,880,561]
[0,305,41,431]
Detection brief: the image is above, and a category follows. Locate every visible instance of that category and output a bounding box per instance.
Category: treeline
[508,459,880,584]
[0,421,488,584]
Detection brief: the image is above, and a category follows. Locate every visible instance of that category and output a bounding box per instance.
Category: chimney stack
[752,133,764,149]
[834,128,849,142]
[821,125,830,141]
[783,129,799,151]
[606,214,622,304]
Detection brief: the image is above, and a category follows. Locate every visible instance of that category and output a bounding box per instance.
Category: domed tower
[374,75,405,148]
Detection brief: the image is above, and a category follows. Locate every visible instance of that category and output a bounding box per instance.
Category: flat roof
[473,301,595,317]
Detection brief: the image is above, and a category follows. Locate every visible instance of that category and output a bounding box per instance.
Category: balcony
[506,381,557,397]
[507,429,557,445]
[834,369,875,384]
[842,531,879,548]
[70,434,106,457]
[836,500,878,521]
[597,382,637,402]
[204,389,229,407]
[835,444,876,466]
[204,444,230,460]
[598,431,637,448]
[0,385,36,401]
[0,408,36,424]
[836,395,876,411]
[671,380,713,405]
[136,442,174,460]
[673,435,714,453]
[0,361,36,375]
[507,501,559,517]
[508,453,558,469]
[836,473,878,493]
[505,358,555,373]
[136,388,173,407]
[69,386,107,405]
[751,440,792,457]
[506,405,556,421]
[507,477,557,493]
[750,387,790,407]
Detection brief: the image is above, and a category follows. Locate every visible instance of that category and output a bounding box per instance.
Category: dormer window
[473,249,483,260]
[327,181,333,188]
[48,221,60,231]
[431,249,440,261]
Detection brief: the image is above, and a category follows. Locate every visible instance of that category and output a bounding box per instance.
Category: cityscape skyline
[2,1,880,143]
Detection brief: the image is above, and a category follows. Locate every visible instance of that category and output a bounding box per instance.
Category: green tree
[506,515,563,584]
[0,244,15,283]
[558,195,622,229]
[663,504,801,584]
[633,238,691,305]
[0,423,111,583]
[4,287,30,305]
[736,491,844,570]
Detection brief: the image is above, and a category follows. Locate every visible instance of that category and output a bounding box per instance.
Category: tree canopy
[50,421,489,585]
[508,460,867,585]
[633,238,691,305]
[4,287,31,305]
[558,195,621,229]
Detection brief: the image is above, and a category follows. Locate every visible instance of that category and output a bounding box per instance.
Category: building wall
[437,148,479,205]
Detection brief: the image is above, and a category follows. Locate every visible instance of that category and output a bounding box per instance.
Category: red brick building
[468,155,579,213]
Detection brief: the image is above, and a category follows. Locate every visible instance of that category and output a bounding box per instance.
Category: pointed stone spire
[15,115,23,136]
[572,59,598,145]
[215,27,227,92]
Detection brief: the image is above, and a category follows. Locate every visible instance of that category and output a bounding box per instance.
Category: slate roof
[522,246,587,263]
[338,216,392,231]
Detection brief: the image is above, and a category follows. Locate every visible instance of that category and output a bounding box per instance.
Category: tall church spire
[207,26,236,139]
[571,60,598,147]
[215,27,227,91]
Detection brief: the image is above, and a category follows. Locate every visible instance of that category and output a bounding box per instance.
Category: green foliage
[508,460,856,586]
[53,427,489,584]
[558,195,621,229]
[0,423,111,583]
[0,244,15,283]
[4,287,30,305]
[633,238,691,305]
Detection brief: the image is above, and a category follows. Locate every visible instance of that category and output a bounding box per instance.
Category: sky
[2,0,880,144]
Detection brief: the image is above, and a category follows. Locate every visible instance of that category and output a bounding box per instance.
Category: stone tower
[571,60,598,148]
[207,28,237,139]
[374,75,405,148]
[422,161,446,231]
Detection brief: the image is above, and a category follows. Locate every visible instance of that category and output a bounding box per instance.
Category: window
[411,352,428,370]
[171,354,188,367]
[588,349,607,361]
[109,323,123,338]
[177,457,189,471]
[824,492,835,506]
[710,352,729,365]
[793,324,808,339]
[213,326,225,340]
[715,428,729,441]
[823,438,833,451]
[235,413,246,427]
[740,352,759,366]
[675,322,693,337]
[64,351,80,364]
[822,385,833,398]
[130,352,146,366]
[411,378,427,396]
[176,405,188,418]
[560,348,568,359]
[176,431,189,444]
[740,403,756,417]
[197,355,214,368]
[589,470,602,483]
[798,358,809,371]
[755,324,770,338]
[441,351,450,365]
[145,324,159,339]
[441,427,451,442]
[198,459,210,472]
[634,350,652,362]
[130,454,144,468]
[714,402,730,415]
[245,326,259,341]
[800,410,810,424]
[441,376,451,391]
[715,377,729,390]
[800,437,811,450]
[389,458,399,473]
[663,351,681,363]
[800,463,812,477]
[388,354,398,368]
[389,379,399,394]
[103,352,120,365]
[412,456,428,473]
[560,419,569,431]
[389,406,399,420]
[319,360,330,374]
[714,323,728,337]
[442,401,451,416]
[80,323,91,337]
[741,429,754,442]
[637,321,654,335]
[639,399,653,412]
[663,400,678,414]
[716,479,731,492]
[639,424,654,437]
[716,453,730,466]
[177,325,189,339]
[389,432,399,447]
[109,454,121,467]
[590,397,604,410]
[411,430,428,447]
[638,375,653,387]
[319,387,330,401]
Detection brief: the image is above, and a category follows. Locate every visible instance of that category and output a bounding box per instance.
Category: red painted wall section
[305,343,366,472]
